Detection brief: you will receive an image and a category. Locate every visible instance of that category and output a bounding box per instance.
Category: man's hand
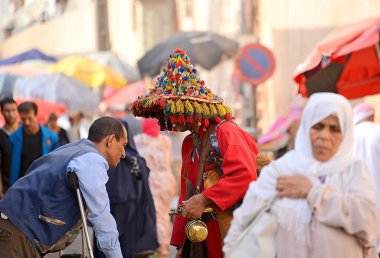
[276,175,312,199]
[181,194,212,219]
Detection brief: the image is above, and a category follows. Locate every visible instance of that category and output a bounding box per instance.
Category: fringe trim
[131,98,234,128]
[272,201,312,258]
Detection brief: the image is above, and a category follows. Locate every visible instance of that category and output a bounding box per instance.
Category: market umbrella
[13,73,100,115]
[138,31,239,77]
[294,17,380,99]
[0,48,57,66]
[0,73,17,98]
[48,56,127,89]
[87,51,141,83]
[258,96,306,151]
[16,98,67,124]
[0,64,47,77]
[102,80,147,110]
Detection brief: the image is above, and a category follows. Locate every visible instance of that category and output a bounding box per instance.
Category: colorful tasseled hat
[131,48,233,129]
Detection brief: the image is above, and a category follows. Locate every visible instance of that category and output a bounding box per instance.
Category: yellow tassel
[167,100,176,114]
[184,100,194,114]
[143,99,153,108]
[192,101,203,115]
[202,103,211,118]
[216,104,226,117]
[223,104,233,115]
[176,100,185,114]
[209,104,217,117]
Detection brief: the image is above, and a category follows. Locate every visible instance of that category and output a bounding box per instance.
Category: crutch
[67,172,94,258]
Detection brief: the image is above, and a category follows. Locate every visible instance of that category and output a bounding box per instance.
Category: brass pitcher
[169,207,213,243]
[185,220,208,242]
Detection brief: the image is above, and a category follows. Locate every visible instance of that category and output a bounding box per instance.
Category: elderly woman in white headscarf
[224,93,379,258]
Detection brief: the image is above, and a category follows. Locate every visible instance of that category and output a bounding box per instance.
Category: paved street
[46,227,177,258]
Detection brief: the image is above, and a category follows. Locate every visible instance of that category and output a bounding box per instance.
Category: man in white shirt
[353,102,380,254]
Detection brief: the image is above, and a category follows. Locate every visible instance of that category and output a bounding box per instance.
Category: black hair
[88,117,125,142]
[0,97,17,111]
[18,101,38,115]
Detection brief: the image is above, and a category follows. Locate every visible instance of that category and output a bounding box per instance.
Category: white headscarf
[278,92,356,177]
[249,92,357,254]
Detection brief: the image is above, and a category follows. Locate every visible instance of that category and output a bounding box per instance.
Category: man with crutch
[0,117,127,258]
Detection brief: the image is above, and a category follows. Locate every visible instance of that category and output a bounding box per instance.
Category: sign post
[235,43,275,129]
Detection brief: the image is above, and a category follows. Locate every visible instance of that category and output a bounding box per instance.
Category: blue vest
[0,139,102,254]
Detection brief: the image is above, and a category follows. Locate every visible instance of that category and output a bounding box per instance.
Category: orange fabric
[170,122,258,256]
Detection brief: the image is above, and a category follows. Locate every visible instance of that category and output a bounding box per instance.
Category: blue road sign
[236,43,275,85]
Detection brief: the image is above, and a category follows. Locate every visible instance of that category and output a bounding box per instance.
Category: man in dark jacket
[0,97,19,196]
[0,117,127,258]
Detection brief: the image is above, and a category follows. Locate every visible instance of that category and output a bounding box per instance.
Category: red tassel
[195,114,201,123]
[157,98,166,109]
[186,115,194,123]
[178,115,186,124]
[203,118,209,128]
[214,116,222,123]
[224,114,233,121]
[170,116,177,125]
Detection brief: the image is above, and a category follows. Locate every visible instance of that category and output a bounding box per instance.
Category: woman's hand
[276,175,313,199]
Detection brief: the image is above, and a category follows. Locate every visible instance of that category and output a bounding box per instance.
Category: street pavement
[46,226,177,258]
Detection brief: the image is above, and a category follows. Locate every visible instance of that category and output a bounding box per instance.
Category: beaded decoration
[131,48,233,129]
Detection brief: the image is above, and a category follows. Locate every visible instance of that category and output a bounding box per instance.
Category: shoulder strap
[209,120,234,157]
[194,129,211,194]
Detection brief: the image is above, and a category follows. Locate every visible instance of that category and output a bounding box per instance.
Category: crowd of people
[0,48,379,258]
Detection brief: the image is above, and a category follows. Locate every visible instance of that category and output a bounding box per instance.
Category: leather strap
[194,129,211,195]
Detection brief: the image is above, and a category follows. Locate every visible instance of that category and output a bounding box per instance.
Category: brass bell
[185,220,208,242]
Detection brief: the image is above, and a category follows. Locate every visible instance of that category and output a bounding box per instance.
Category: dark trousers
[0,216,41,258]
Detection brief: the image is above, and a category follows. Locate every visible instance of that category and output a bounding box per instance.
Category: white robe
[224,93,379,258]
[354,121,380,252]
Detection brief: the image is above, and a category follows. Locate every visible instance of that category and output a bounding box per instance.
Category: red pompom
[178,115,186,124]
[186,115,194,123]
[224,114,233,121]
[157,99,166,109]
[203,118,209,128]
[195,114,201,123]
[170,116,177,125]
[214,116,222,123]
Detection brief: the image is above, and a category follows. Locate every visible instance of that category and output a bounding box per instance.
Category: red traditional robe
[171,122,258,258]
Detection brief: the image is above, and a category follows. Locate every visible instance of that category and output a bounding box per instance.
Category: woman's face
[310,115,343,162]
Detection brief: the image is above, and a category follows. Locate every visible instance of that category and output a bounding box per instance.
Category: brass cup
[185,220,208,242]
